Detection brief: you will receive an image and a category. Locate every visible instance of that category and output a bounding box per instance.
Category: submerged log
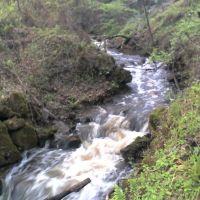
[45,178,91,200]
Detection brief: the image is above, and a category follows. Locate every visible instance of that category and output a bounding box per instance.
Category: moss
[10,123,38,151]
[7,93,29,117]
[149,107,167,130]
[36,127,57,147]
[4,117,25,131]
[0,105,17,121]
[120,135,151,162]
[0,121,21,167]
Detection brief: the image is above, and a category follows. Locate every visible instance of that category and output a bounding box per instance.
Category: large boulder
[6,92,29,117]
[10,123,38,151]
[0,122,21,167]
[112,66,132,85]
[4,117,25,132]
[120,135,151,162]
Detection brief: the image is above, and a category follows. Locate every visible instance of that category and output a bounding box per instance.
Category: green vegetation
[112,184,126,200]
[0,0,131,116]
[111,83,200,199]
[67,0,138,36]
[0,1,20,37]
[97,0,137,35]
[152,0,200,66]
[120,0,200,87]
[0,0,199,197]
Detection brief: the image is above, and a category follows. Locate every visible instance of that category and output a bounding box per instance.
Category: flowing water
[1,41,170,200]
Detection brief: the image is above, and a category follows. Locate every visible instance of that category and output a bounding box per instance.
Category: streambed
[1,42,170,200]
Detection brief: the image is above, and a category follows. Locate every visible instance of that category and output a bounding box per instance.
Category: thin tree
[141,0,154,46]
[16,0,22,13]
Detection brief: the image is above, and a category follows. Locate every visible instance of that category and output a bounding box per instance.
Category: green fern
[111,184,126,200]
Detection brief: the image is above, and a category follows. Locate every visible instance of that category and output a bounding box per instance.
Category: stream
[1,41,170,200]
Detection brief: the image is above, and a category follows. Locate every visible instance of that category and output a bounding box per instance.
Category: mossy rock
[0,105,17,121]
[7,92,29,117]
[120,135,151,162]
[112,66,132,85]
[0,122,21,167]
[36,127,57,147]
[4,117,25,132]
[149,107,167,130]
[10,123,38,151]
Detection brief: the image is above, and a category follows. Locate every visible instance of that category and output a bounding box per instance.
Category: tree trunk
[16,0,22,13]
[141,0,154,46]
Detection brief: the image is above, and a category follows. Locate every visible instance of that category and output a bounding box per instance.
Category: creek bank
[0,65,132,176]
[112,83,200,199]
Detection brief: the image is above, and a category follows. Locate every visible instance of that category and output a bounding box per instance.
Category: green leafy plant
[150,48,171,64]
[112,83,200,200]
[111,184,126,200]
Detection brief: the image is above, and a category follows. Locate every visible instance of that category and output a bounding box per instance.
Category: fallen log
[45,178,91,200]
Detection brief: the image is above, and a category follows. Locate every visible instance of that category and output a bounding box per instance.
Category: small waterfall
[2,40,170,200]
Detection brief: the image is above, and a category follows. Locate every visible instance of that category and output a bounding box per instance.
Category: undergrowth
[111,83,200,200]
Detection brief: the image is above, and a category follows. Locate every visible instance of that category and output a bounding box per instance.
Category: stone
[65,135,81,148]
[0,105,16,121]
[50,134,81,149]
[75,116,92,124]
[0,121,21,167]
[4,117,25,131]
[167,74,175,82]
[0,179,3,195]
[113,66,132,85]
[10,123,38,151]
[7,92,29,117]
[36,127,57,147]
[120,135,151,162]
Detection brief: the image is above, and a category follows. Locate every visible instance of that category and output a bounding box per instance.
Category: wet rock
[120,135,151,162]
[6,92,29,117]
[0,179,3,195]
[10,123,38,151]
[54,120,69,134]
[0,105,17,121]
[4,117,25,131]
[67,113,76,121]
[65,135,81,148]
[36,127,57,147]
[113,66,132,85]
[75,116,92,124]
[69,125,78,134]
[0,121,21,167]
[50,134,81,149]
[167,74,175,82]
